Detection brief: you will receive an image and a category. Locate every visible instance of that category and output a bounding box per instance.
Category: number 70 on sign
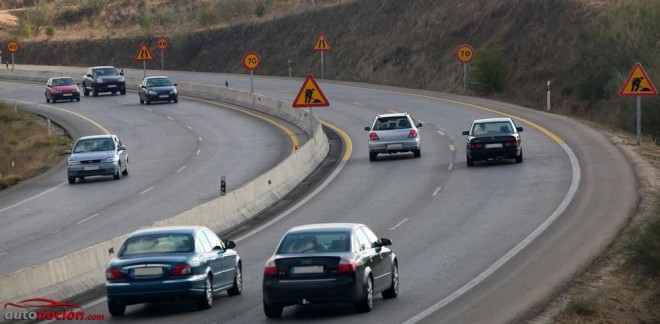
[456,44,474,63]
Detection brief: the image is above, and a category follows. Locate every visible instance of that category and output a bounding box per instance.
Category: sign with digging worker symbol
[620,62,657,96]
[292,74,330,108]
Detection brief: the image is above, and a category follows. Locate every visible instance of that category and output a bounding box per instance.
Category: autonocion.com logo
[3,298,105,321]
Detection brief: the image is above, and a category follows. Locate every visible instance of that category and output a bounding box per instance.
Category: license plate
[291,265,323,274]
[159,95,169,98]
[63,93,72,96]
[107,84,116,88]
[134,267,162,276]
[485,143,503,148]
[387,143,403,149]
[83,165,99,171]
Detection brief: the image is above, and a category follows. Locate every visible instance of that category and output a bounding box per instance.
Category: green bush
[625,193,660,281]
[467,45,506,94]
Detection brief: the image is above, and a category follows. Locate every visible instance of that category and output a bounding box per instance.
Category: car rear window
[277,232,350,254]
[472,122,513,135]
[374,117,412,130]
[119,234,194,256]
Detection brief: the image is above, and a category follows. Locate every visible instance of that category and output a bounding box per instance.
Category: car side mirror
[46,85,51,88]
[225,240,236,249]
[417,122,423,127]
[379,238,392,247]
[86,74,92,77]
[120,72,124,76]
[364,126,371,131]
[516,126,523,132]
[173,83,178,86]
[63,149,72,155]
[462,131,469,136]
[118,145,126,151]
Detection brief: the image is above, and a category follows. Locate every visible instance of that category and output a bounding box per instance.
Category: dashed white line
[186,125,193,130]
[390,218,410,231]
[0,252,7,257]
[448,163,454,171]
[387,109,398,114]
[0,182,65,214]
[196,149,201,156]
[449,144,455,151]
[438,130,446,136]
[353,102,365,106]
[76,213,100,225]
[139,187,154,195]
[144,108,153,112]
[198,136,203,142]
[167,116,174,120]
[177,166,187,173]
[432,187,442,197]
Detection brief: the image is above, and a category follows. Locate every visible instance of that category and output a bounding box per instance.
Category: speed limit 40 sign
[6,40,19,54]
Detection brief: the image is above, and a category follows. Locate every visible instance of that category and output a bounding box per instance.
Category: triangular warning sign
[134,43,154,61]
[313,33,332,52]
[620,62,657,96]
[292,74,330,108]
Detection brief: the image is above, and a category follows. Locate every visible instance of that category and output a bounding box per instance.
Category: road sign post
[456,44,474,93]
[313,33,332,80]
[242,52,261,93]
[619,62,658,145]
[156,37,169,70]
[6,40,19,72]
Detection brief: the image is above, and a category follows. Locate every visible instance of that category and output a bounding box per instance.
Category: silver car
[66,135,128,184]
[364,112,422,161]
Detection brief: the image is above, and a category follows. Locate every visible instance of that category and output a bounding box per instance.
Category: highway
[1,66,637,323]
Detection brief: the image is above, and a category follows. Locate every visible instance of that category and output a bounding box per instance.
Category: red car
[45,77,81,103]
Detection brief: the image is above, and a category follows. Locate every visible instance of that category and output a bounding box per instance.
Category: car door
[114,136,127,167]
[355,228,381,288]
[359,227,390,292]
[201,228,234,289]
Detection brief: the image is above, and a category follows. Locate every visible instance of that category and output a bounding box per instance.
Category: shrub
[625,193,660,281]
[467,45,506,94]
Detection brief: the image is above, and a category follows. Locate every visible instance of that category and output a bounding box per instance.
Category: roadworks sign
[292,74,330,108]
[134,43,154,61]
[620,62,657,96]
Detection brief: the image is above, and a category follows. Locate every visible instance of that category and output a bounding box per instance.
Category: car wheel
[382,262,399,299]
[227,264,242,296]
[112,91,117,95]
[413,148,421,158]
[83,84,89,96]
[121,163,128,176]
[467,154,475,167]
[76,97,80,102]
[516,151,523,163]
[120,89,126,95]
[263,299,283,318]
[46,97,50,103]
[68,177,75,184]
[113,169,120,180]
[52,98,57,103]
[195,276,213,310]
[174,98,179,103]
[369,152,377,161]
[93,87,99,97]
[355,275,374,313]
[107,301,126,317]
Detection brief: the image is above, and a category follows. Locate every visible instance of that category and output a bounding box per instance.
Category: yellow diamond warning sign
[620,62,657,96]
[292,74,330,108]
[134,43,154,61]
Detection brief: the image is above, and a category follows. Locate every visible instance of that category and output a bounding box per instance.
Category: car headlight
[171,89,177,95]
[118,76,125,82]
[51,90,62,94]
[95,77,104,83]
[68,159,80,166]
[102,157,117,163]
[148,90,157,95]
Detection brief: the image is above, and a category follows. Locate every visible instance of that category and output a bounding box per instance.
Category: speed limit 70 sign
[6,40,19,54]
[242,52,261,71]
[456,44,474,63]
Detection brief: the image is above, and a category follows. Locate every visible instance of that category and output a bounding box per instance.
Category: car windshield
[147,78,173,87]
[73,138,114,153]
[53,78,75,86]
[93,68,119,76]
[119,233,194,256]
[277,232,350,254]
[373,117,412,130]
[471,121,513,135]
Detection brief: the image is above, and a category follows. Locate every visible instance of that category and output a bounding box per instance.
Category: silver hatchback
[66,135,128,184]
[364,113,422,161]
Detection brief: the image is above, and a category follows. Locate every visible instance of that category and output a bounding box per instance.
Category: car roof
[50,77,74,80]
[375,112,410,119]
[144,76,170,79]
[76,134,115,141]
[128,226,205,237]
[473,117,513,123]
[91,66,116,69]
[286,223,366,234]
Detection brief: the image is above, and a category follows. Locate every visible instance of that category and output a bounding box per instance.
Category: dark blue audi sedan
[105,226,242,316]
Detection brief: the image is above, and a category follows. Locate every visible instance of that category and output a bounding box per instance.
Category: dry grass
[0,105,70,189]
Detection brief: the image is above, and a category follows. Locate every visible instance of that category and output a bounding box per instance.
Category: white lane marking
[448,163,454,171]
[0,252,7,257]
[437,130,446,136]
[405,142,581,323]
[167,116,174,120]
[432,187,442,197]
[139,187,154,195]
[387,109,398,114]
[76,213,100,225]
[144,108,153,112]
[390,218,409,231]
[0,182,66,214]
[196,149,201,156]
[186,125,193,130]
[449,144,455,151]
[198,136,203,142]
[353,102,365,106]
[177,166,187,173]
[277,89,293,93]
[234,158,349,243]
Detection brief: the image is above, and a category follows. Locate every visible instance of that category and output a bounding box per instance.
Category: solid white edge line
[234,159,348,243]
[404,142,580,323]
[0,182,66,214]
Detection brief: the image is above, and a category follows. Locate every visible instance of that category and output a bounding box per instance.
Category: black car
[82,66,126,97]
[138,76,178,104]
[462,117,523,166]
[262,223,398,318]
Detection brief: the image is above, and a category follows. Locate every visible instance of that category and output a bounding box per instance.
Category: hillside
[1,0,659,322]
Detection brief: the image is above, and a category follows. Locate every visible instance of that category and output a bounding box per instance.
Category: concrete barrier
[0,68,329,307]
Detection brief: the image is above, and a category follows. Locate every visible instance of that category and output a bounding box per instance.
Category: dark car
[66,134,128,184]
[45,77,80,103]
[462,117,523,166]
[82,66,126,97]
[106,226,242,316]
[262,223,398,318]
[364,112,422,161]
[138,76,178,104]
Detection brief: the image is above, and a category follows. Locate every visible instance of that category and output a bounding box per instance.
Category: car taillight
[338,257,356,273]
[106,268,122,280]
[264,258,278,276]
[171,264,192,276]
[503,140,519,148]
[369,132,380,140]
[469,143,483,149]
[407,129,418,138]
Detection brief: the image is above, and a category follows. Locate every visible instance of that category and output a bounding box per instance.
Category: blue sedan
[105,226,242,316]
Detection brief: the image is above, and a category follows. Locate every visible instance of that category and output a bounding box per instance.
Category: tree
[467,45,507,94]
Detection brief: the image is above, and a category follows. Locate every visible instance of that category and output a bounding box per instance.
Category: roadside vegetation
[0,0,658,322]
[0,105,70,190]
